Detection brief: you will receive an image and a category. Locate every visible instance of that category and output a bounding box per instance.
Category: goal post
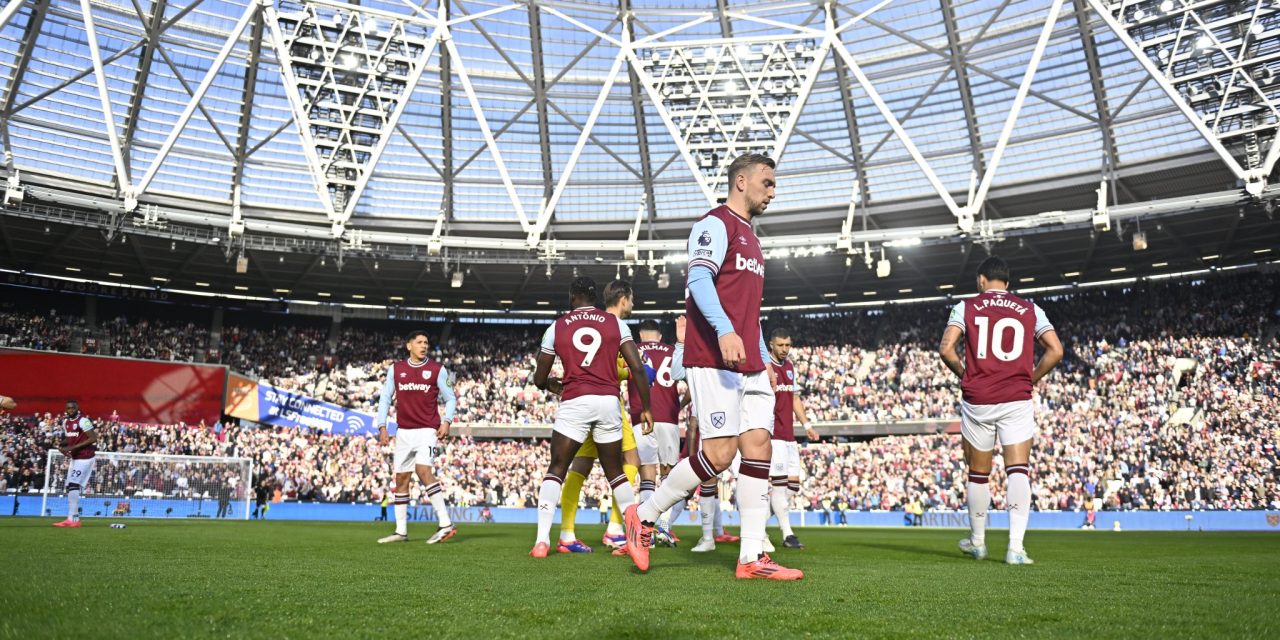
[41,451,253,520]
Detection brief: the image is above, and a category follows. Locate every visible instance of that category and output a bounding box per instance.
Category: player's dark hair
[404,329,429,343]
[604,279,633,308]
[769,328,791,342]
[66,399,78,406]
[726,153,775,193]
[977,255,1011,284]
[570,276,598,304]
[638,319,661,333]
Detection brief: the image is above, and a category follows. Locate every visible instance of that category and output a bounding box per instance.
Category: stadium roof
[0,0,1278,311]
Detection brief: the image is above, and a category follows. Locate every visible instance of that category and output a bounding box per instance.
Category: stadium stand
[3,271,1276,513]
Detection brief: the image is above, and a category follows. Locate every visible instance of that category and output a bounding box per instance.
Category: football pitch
[1,519,1276,639]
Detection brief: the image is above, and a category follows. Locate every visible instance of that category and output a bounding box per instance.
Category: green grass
[1,519,1277,639]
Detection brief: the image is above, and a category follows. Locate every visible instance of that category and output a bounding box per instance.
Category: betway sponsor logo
[398,382,434,392]
[735,254,765,277]
[774,384,798,393]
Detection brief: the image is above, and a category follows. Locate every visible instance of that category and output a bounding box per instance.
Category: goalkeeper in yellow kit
[554,280,643,553]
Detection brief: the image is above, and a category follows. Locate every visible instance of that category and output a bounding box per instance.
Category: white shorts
[635,422,680,467]
[960,399,1035,451]
[769,440,802,478]
[393,428,439,473]
[554,395,623,445]
[66,458,94,489]
[687,367,774,440]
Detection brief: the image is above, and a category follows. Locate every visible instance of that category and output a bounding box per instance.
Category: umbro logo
[738,237,748,245]
[399,372,407,378]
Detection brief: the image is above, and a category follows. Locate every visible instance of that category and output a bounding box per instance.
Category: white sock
[638,479,655,506]
[429,494,451,528]
[67,489,81,522]
[560,529,578,543]
[698,486,717,539]
[536,476,562,546]
[713,497,724,536]
[638,453,715,523]
[606,521,624,536]
[394,493,409,536]
[610,475,636,512]
[1006,466,1032,553]
[668,494,687,526]
[770,481,794,537]
[967,472,990,546]
[736,468,771,563]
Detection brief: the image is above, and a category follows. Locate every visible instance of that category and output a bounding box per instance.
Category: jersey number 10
[972,316,1025,362]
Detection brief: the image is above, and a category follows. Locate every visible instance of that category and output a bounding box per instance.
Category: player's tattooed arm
[938,325,965,379]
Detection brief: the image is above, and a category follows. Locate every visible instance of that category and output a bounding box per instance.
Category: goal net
[42,451,252,520]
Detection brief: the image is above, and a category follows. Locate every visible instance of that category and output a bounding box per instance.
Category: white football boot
[1005,549,1035,565]
[958,537,987,560]
[690,537,717,553]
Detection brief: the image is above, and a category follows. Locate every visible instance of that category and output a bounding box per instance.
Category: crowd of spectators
[2,271,1277,513]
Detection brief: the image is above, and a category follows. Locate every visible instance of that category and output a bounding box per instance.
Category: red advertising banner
[0,348,227,425]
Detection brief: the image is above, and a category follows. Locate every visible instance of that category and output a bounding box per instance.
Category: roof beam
[1071,0,1121,187]
[863,8,1097,123]
[715,0,732,37]
[230,7,263,201]
[0,0,49,170]
[528,1,555,232]
[0,0,29,31]
[618,0,660,239]
[939,0,986,182]
[827,1,871,204]
[440,0,454,223]
[120,0,168,179]
[8,0,206,118]
[448,21,618,177]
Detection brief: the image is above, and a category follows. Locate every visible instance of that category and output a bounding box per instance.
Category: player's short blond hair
[726,153,775,193]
